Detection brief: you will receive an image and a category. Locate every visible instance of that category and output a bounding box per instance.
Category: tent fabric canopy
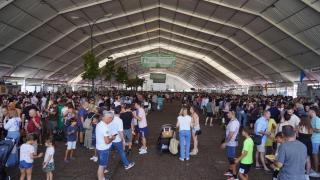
[0,0,319,87]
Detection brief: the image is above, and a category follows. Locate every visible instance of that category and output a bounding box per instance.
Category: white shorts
[67,141,76,150]
[257,144,265,153]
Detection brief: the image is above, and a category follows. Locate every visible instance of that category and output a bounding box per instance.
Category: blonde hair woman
[190,106,200,155]
[176,107,192,161]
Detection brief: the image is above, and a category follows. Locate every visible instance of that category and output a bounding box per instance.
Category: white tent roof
[0,0,319,87]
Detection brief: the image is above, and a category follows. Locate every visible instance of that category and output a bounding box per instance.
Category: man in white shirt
[133,102,148,155]
[41,95,47,111]
[221,110,240,179]
[31,95,38,106]
[96,111,116,180]
[110,106,135,170]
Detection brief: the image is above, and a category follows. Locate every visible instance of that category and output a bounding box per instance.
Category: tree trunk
[91,79,95,97]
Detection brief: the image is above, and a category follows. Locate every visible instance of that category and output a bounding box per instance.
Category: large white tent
[0,0,319,88]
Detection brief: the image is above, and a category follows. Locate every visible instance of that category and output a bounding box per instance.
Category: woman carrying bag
[176,107,192,161]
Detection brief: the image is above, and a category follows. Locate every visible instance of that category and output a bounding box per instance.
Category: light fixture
[70,16,80,19]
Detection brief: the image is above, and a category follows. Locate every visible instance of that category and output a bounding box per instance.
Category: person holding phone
[96,111,116,180]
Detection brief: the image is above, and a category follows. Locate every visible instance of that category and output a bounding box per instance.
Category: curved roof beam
[114,52,227,86]
[300,0,320,12]
[203,0,320,56]
[69,42,248,85]
[6,4,302,82]
[44,28,255,81]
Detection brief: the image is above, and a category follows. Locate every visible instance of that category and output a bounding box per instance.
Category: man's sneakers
[90,156,98,162]
[125,162,135,170]
[139,147,147,155]
[309,171,320,177]
[223,170,233,177]
[227,177,238,180]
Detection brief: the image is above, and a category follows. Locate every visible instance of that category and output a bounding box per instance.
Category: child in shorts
[20,134,43,180]
[43,137,55,180]
[234,127,254,180]
[64,118,77,163]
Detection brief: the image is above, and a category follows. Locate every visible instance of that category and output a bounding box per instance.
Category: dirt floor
[9,100,277,180]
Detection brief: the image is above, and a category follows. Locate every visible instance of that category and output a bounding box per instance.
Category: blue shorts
[139,127,148,138]
[97,149,110,167]
[227,146,236,164]
[312,143,320,154]
[77,123,85,132]
[19,160,33,169]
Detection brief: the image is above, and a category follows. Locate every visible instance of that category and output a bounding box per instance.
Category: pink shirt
[137,107,147,128]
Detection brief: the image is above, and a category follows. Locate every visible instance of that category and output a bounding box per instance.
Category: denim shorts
[98,149,110,167]
[139,127,148,138]
[123,129,132,143]
[227,146,236,164]
[312,143,320,154]
[19,160,33,169]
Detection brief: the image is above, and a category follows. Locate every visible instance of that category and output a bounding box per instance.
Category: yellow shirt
[266,118,277,147]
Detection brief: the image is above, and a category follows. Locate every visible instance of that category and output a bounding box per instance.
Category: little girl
[20,134,43,180]
[43,137,55,180]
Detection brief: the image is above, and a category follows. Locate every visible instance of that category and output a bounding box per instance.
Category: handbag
[251,134,262,145]
[169,137,179,155]
[195,129,202,136]
[83,114,96,130]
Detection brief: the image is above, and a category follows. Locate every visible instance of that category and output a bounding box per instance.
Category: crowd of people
[180,93,320,180]
[0,91,174,180]
[1,91,320,180]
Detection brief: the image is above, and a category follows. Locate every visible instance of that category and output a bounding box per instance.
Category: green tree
[125,76,144,91]
[115,66,128,89]
[102,60,115,87]
[81,52,99,96]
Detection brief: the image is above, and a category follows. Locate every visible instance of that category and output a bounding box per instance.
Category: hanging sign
[141,52,176,68]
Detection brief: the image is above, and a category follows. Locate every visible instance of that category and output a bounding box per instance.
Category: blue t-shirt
[311,116,320,143]
[254,117,268,144]
[77,108,88,125]
[67,125,77,142]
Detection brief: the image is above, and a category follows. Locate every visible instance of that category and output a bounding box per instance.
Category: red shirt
[27,116,41,133]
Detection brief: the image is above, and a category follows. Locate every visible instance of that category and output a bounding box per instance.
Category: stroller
[0,138,16,180]
[157,124,176,154]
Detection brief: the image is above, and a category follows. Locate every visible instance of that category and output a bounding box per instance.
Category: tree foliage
[102,60,115,82]
[126,76,144,90]
[115,66,128,85]
[81,52,100,80]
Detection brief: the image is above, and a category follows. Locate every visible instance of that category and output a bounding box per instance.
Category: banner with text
[141,52,176,68]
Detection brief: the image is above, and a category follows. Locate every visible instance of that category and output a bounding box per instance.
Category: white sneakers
[125,162,135,170]
[139,147,147,155]
[309,169,320,178]
[90,156,98,162]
